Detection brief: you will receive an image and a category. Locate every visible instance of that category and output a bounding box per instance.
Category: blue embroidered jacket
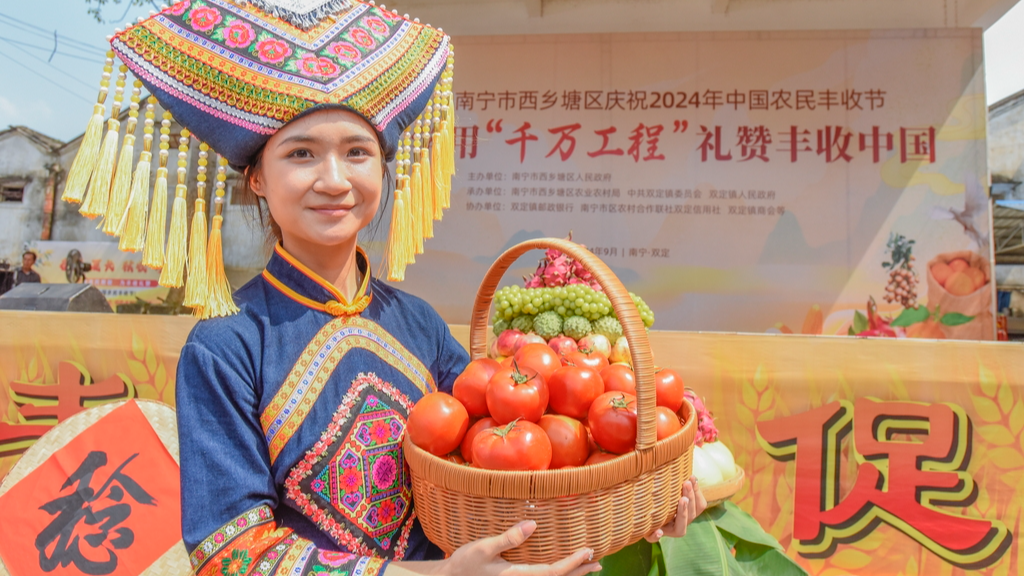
[176,245,469,576]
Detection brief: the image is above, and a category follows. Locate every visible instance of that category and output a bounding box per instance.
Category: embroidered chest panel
[285,373,417,558]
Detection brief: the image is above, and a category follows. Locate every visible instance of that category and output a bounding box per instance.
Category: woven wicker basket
[404,238,696,563]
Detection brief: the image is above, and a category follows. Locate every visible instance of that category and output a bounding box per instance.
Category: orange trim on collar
[273,243,371,306]
[264,244,373,316]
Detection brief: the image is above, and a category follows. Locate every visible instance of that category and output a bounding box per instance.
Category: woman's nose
[315,154,353,194]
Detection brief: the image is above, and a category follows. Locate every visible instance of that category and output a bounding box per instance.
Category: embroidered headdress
[60,0,456,318]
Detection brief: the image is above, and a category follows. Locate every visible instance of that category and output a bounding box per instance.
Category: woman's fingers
[510,548,598,575]
[482,521,537,558]
[644,529,665,543]
[691,476,708,517]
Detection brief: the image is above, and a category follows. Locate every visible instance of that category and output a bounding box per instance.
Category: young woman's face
[251,108,384,250]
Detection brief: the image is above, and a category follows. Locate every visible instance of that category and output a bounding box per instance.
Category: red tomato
[563,348,609,372]
[472,420,552,471]
[538,414,589,468]
[600,364,636,395]
[452,358,501,417]
[514,343,562,381]
[408,392,470,456]
[655,369,685,413]
[446,453,466,464]
[500,356,514,368]
[460,417,497,464]
[655,406,682,440]
[547,365,604,419]
[486,363,549,424]
[587,392,638,455]
[585,451,620,465]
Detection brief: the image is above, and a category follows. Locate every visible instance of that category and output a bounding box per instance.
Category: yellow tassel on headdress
[103,80,143,235]
[159,129,191,288]
[387,148,414,282]
[414,121,435,239]
[143,112,175,269]
[63,52,115,204]
[184,143,211,311]
[80,64,129,219]
[119,97,158,252]
[200,157,238,319]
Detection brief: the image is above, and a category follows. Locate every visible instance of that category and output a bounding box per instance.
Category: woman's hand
[390,520,601,576]
[645,476,707,542]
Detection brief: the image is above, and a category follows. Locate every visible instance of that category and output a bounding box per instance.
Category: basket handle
[469,238,658,452]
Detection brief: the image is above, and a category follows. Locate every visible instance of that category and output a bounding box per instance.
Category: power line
[0,37,100,93]
[0,12,108,57]
[0,46,93,105]
[0,36,105,64]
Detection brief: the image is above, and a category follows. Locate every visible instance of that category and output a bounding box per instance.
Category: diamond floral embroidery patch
[285,373,417,558]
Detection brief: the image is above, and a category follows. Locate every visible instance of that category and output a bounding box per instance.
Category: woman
[61,2,705,574]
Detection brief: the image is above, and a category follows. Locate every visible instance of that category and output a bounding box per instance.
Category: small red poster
[0,400,181,576]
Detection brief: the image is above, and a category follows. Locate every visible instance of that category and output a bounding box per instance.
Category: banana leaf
[597,502,807,576]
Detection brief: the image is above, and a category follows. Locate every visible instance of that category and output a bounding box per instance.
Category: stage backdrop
[401,29,995,339]
[1,311,1021,575]
[27,240,171,306]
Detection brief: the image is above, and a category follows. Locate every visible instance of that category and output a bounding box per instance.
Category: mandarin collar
[262,244,372,316]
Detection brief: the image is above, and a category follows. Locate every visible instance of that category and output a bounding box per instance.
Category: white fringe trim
[244,0,356,29]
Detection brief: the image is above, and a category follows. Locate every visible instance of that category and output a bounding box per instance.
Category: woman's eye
[348,147,371,158]
[288,149,312,159]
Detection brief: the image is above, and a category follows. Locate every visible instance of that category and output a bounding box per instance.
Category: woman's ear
[247,166,264,198]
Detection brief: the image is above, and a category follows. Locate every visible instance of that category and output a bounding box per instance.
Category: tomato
[472,420,552,471]
[538,414,589,468]
[486,363,549,423]
[547,365,603,419]
[563,348,609,372]
[655,406,682,440]
[585,451,620,465]
[514,343,562,381]
[446,453,466,464]
[460,417,498,464]
[408,392,470,457]
[452,358,501,417]
[500,356,514,368]
[600,364,636,395]
[587,392,638,455]
[655,369,685,413]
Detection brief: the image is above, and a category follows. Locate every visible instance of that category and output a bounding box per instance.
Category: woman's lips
[310,205,352,216]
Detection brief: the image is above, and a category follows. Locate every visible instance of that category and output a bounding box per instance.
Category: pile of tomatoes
[407,343,687,471]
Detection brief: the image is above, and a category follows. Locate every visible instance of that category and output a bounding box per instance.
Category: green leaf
[853,311,868,334]
[659,515,737,576]
[940,312,975,326]
[597,539,653,576]
[890,306,930,327]
[848,326,856,336]
[712,502,785,551]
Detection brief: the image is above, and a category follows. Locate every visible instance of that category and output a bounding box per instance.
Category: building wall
[0,133,52,265]
[989,91,1024,192]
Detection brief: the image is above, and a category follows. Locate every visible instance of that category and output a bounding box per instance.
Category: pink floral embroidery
[349,28,375,49]
[167,1,190,16]
[363,16,389,36]
[327,41,361,63]
[317,550,357,567]
[255,39,292,64]
[189,6,222,32]
[298,54,341,78]
[223,21,256,49]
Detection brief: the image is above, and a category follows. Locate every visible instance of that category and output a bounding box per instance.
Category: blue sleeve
[433,317,470,394]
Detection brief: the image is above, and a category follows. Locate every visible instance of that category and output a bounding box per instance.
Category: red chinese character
[104,260,115,272]
[546,123,582,162]
[587,127,624,158]
[900,127,935,163]
[816,126,854,163]
[736,126,772,162]
[136,262,148,273]
[626,124,666,162]
[505,122,539,163]
[122,260,136,273]
[697,126,732,162]
[457,125,480,160]
[91,259,102,272]
[758,399,1011,568]
[778,126,812,163]
[0,362,131,457]
[865,89,886,109]
[859,126,894,163]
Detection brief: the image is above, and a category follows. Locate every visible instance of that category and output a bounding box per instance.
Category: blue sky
[2,0,1024,142]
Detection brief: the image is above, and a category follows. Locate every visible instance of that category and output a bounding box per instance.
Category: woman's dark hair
[234,143,395,251]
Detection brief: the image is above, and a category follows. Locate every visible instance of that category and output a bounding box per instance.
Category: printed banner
[409,29,995,339]
[27,241,170,307]
[1,311,1021,574]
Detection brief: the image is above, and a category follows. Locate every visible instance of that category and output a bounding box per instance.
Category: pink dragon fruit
[520,233,606,291]
[543,253,572,286]
[684,388,718,446]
